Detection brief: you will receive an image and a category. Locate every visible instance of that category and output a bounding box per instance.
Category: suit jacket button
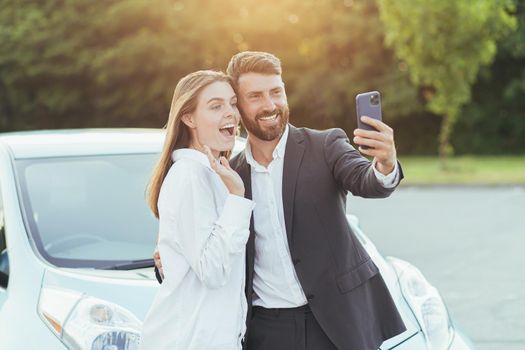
[306,294,315,301]
[292,258,300,266]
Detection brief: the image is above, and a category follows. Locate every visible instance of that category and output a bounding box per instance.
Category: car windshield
[16,154,159,269]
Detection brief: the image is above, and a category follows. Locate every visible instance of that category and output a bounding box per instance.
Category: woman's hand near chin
[203,145,245,197]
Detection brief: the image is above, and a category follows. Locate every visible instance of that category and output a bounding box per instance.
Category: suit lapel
[234,152,256,298]
[282,125,305,247]
[235,151,252,201]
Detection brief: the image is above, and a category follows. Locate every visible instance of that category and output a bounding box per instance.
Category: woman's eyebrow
[206,97,226,104]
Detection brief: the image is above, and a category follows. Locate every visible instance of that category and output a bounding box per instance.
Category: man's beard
[241,104,289,142]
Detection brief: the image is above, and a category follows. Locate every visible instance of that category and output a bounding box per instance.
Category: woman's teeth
[219,124,235,136]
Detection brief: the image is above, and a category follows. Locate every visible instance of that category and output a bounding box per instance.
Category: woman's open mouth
[219,124,236,137]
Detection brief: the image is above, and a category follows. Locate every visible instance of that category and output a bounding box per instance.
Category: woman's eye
[211,105,221,110]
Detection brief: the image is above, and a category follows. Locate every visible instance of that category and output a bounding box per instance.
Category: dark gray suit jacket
[230,125,406,350]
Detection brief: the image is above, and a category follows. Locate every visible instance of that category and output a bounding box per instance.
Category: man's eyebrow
[246,86,283,95]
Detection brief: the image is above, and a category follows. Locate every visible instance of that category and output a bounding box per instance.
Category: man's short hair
[226,51,282,86]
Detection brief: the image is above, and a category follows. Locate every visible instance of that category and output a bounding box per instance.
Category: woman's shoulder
[156,150,219,216]
[161,152,216,196]
[164,158,208,187]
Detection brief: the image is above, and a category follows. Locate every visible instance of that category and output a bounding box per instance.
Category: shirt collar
[245,124,289,168]
[172,148,213,170]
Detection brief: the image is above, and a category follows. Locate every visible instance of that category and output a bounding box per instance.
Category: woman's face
[185,81,240,157]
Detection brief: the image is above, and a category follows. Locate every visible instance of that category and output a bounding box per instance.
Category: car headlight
[387,257,453,350]
[38,287,141,350]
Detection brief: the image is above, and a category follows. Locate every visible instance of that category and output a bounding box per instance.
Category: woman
[140,70,254,350]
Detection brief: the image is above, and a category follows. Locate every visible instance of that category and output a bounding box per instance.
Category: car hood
[61,266,157,280]
[42,217,421,347]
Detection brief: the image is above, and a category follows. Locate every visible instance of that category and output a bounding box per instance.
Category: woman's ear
[181,114,196,129]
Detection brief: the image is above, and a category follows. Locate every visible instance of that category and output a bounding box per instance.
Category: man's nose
[262,94,276,111]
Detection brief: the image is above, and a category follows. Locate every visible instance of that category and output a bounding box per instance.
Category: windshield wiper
[100,258,155,270]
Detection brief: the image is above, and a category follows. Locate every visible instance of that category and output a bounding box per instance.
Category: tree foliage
[0,0,207,130]
[453,0,525,154]
[0,0,420,134]
[378,0,516,161]
[0,0,523,156]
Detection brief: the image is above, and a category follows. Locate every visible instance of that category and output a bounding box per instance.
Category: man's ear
[181,114,196,129]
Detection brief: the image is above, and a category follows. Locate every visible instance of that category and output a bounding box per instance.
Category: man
[156,51,406,349]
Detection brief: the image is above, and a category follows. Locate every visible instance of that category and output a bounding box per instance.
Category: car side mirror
[0,249,9,289]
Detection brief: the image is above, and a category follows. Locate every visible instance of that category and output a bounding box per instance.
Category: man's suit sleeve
[323,128,401,198]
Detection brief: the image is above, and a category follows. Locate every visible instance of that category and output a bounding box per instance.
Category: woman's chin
[209,146,233,156]
[218,140,235,153]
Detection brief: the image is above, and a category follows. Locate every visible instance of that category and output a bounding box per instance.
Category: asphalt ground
[347,186,525,350]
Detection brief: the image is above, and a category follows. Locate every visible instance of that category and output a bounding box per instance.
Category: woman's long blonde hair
[147,70,232,218]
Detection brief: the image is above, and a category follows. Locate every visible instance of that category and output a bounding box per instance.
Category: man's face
[236,73,289,142]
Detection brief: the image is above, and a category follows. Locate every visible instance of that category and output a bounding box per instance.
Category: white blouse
[140,148,255,350]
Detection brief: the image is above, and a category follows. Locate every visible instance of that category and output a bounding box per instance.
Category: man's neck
[248,136,280,168]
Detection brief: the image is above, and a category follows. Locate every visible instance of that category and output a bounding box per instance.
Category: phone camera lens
[370,94,379,106]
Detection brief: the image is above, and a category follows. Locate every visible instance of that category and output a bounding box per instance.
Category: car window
[16,154,159,269]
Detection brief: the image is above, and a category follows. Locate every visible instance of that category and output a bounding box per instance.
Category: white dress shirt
[245,125,399,308]
[140,149,255,350]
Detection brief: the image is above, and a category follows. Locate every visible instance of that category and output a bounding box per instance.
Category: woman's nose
[224,104,238,119]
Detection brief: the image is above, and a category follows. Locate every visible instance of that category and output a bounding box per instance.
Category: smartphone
[356,91,382,149]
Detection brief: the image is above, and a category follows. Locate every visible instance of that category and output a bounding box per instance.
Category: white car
[0,129,475,349]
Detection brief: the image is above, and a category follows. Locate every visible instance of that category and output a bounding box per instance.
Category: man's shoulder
[290,125,347,144]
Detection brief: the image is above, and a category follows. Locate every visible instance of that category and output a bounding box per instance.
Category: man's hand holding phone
[354,91,397,175]
[353,116,397,175]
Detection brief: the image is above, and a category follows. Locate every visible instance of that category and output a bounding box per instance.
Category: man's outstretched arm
[324,117,403,197]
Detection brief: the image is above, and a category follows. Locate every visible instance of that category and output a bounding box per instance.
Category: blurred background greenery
[0,0,524,162]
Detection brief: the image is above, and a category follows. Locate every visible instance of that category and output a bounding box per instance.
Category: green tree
[378,0,516,165]
[0,0,423,136]
[0,0,227,131]
[218,0,424,133]
[453,0,525,154]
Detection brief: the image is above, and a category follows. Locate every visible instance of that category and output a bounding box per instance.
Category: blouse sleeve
[158,165,254,289]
